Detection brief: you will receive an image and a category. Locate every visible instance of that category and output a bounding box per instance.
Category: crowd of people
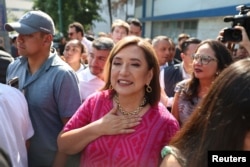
[1,9,250,167]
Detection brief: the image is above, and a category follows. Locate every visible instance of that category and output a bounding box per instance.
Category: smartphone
[8,77,19,89]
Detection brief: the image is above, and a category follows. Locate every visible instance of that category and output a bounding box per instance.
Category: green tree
[33,0,103,37]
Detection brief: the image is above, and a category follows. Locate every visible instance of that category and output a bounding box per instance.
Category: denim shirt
[6,49,82,166]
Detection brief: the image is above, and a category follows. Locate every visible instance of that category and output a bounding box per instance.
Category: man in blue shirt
[5,10,81,167]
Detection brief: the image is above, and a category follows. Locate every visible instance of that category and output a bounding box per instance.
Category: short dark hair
[127,18,142,29]
[69,22,84,36]
[180,37,201,53]
[92,37,114,51]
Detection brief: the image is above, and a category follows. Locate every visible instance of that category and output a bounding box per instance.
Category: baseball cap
[4,10,55,35]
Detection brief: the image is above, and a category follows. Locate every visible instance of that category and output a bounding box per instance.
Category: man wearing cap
[5,10,81,167]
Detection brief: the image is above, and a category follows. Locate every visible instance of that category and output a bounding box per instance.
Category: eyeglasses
[192,54,217,65]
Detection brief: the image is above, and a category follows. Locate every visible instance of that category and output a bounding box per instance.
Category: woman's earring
[216,71,220,76]
[146,84,152,93]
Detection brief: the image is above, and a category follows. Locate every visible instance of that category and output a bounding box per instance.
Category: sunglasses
[68,32,74,36]
[192,54,217,65]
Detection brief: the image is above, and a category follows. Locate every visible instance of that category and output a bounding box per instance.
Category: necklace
[114,94,147,116]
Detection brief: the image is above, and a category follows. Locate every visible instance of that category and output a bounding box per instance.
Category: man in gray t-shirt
[5,10,81,167]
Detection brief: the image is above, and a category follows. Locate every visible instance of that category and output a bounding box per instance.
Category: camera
[221,5,250,42]
[222,28,242,42]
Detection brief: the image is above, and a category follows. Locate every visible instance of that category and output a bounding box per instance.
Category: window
[152,20,198,43]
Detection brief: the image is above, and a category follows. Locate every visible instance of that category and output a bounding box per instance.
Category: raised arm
[236,25,250,55]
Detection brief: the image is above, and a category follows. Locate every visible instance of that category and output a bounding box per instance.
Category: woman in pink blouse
[57,36,179,167]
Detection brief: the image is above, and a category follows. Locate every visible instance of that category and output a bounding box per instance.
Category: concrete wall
[138,0,250,41]
[153,0,250,16]
[197,17,229,40]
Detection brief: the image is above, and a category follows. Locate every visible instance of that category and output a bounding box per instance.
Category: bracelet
[161,146,175,158]
[161,146,186,167]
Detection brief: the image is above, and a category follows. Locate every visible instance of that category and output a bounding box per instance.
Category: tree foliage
[33,0,103,36]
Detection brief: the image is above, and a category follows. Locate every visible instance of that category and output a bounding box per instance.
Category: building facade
[135,0,250,41]
[5,0,250,43]
[92,0,136,36]
[92,0,250,42]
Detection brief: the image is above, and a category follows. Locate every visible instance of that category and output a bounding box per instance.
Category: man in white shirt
[79,37,114,101]
[152,36,175,71]
[0,83,34,167]
[68,22,92,54]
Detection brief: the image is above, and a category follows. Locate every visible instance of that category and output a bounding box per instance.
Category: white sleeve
[159,70,165,89]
